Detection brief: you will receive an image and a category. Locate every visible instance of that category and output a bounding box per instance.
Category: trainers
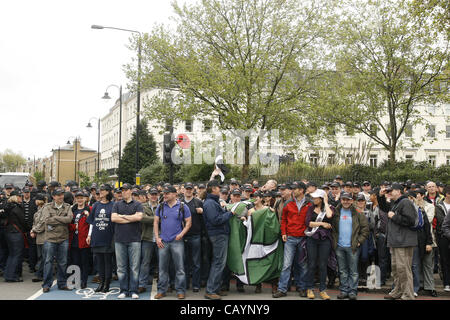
[132,293,139,299]
[205,293,221,300]
[138,287,146,294]
[299,289,307,298]
[445,285,450,292]
[272,290,287,298]
[414,292,418,297]
[319,291,330,300]
[42,287,50,293]
[218,290,228,296]
[118,293,126,299]
[177,293,185,299]
[348,294,357,300]
[307,289,315,299]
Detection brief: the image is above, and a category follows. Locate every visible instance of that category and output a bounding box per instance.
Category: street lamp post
[92,24,142,185]
[102,84,123,185]
[87,117,101,180]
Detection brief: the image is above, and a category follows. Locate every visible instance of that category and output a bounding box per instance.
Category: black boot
[95,279,105,292]
[102,279,111,293]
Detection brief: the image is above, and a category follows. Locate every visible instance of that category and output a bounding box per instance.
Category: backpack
[157,201,185,229]
[410,204,424,231]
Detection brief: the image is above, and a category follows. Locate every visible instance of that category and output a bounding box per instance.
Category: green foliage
[119,119,158,184]
[0,149,26,172]
[78,171,92,188]
[33,171,44,183]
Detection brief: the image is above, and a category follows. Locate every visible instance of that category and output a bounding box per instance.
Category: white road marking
[26,280,57,300]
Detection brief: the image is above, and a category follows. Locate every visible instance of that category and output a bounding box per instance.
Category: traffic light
[163,133,175,164]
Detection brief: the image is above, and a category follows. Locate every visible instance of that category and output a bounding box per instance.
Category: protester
[111,183,144,299]
[30,193,47,282]
[383,184,418,300]
[203,180,236,300]
[331,192,369,300]
[68,191,91,289]
[40,188,73,292]
[22,187,37,274]
[304,189,334,299]
[273,181,311,298]
[436,185,450,292]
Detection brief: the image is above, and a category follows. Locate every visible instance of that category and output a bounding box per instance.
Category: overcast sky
[0,0,185,161]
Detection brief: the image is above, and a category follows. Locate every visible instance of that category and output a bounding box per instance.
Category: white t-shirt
[444,202,450,215]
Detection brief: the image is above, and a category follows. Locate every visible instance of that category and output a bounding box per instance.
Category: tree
[314,0,449,165]
[127,0,333,179]
[118,119,158,184]
[410,0,449,39]
[33,171,44,183]
[0,149,26,172]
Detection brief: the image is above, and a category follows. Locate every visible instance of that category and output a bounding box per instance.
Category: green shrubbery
[139,160,450,185]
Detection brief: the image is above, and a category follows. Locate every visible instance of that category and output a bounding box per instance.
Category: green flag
[226,202,284,285]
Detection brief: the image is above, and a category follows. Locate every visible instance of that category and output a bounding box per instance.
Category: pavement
[1,262,450,300]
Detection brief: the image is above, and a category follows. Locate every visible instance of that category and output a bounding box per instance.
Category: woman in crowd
[304,189,334,299]
[69,191,91,288]
[86,184,115,293]
[4,191,27,282]
[30,193,48,282]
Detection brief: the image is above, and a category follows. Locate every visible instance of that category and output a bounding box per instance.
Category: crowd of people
[0,170,449,301]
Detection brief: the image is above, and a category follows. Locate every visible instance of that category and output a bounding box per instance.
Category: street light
[87,117,101,180]
[91,24,142,185]
[102,84,123,185]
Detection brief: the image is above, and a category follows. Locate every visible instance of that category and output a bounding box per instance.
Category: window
[405,124,413,138]
[428,125,436,138]
[405,154,413,161]
[428,155,436,167]
[185,120,193,132]
[427,105,436,114]
[309,154,319,166]
[327,154,336,165]
[165,119,173,132]
[345,154,353,165]
[446,125,450,138]
[203,120,212,132]
[369,154,378,167]
[447,156,450,166]
[446,105,450,115]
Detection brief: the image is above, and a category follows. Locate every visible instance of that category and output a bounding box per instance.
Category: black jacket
[435,201,449,238]
[5,202,27,234]
[386,195,418,248]
[183,197,204,236]
[417,211,433,259]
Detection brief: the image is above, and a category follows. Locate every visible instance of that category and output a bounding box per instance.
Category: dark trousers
[376,233,390,283]
[95,252,113,282]
[25,234,37,270]
[200,234,212,283]
[437,236,450,286]
[184,234,202,289]
[306,237,331,292]
[69,247,91,284]
[0,226,9,271]
[4,232,24,281]
[35,244,44,278]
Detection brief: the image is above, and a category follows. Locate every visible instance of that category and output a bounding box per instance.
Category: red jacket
[280,197,312,237]
[68,205,90,249]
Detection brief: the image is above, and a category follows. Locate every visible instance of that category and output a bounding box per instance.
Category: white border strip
[27,280,57,300]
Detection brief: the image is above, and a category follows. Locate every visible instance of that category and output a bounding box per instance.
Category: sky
[0,0,184,161]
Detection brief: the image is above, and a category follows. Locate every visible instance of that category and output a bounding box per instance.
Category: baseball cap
[330,182,340,188]
[114,188,122,193]
[220,188,228,194]
[307,181,317,188]
[207,180,220,188]
[230,179,239,185]
[253,191,263,198]
[149,188,158,194]
[121,183,133,190]
[341,192,353,200]
[74,191,84,197]
[132,190,140,196]
[231,189,241,196]
[321,184,330,190]
[25,181,34,187]
[356,193,366,201]
[10,190,22,197]
[49,181,60,188]
[278,183,291,190]
[163,185,177,193]
[416,188,427,195]
[291,181,306,190]
[310,189,326,199]
[90,183,98,190]
[198,184,206,189]
[353,182,361,188]
[243,186,253,192]
[70,186,80,193]
[334,175,343,180]
[362,181,371,186]
[391,183,403,191]
[35,193,46,201]
[184,182,194,189]
[99,184,112,191]
[52,188,64,196]
[344,181,353,187]
[22,187,31,193]
[4,183,14,189]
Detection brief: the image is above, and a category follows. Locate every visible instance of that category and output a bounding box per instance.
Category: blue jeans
[115,241,141,295]
[184,234,201,289]
[43,240,69,289]
[277,236,308,293]
[157,239,186,294]
[306,237,331,292]
[4,232,24,281]
[206,234,229,295]
[335,246,360,295]
[412,246,421,293]
[139,240,157,288]
[35,244,44,278]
